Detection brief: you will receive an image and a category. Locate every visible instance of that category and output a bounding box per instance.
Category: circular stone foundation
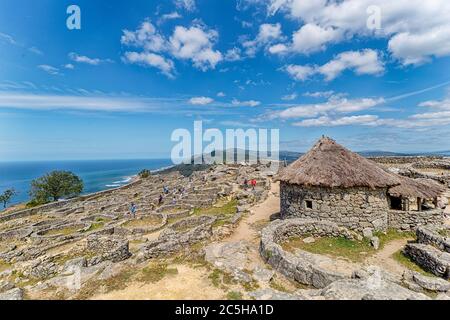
[35,223,89,238]
[260,218,355,288]
[120,213,167,234]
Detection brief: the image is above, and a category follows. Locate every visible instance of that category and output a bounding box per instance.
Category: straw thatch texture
[388,177,445,199]
[277,137,400,189]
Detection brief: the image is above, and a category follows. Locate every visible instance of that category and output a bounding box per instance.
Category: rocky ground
[0,157,449,300]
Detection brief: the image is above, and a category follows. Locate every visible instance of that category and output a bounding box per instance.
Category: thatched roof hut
[277,137,400,189]
[388,176,445,199]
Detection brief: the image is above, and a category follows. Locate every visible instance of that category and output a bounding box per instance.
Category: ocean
[0,159,173,206]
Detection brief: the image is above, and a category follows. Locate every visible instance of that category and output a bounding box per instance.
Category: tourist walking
[251,179,257,190]
[129,202,137,218]
[158,194,163,205]
[243,179,248,189]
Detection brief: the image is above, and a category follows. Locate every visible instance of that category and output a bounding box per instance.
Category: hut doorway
[389,195,403,210]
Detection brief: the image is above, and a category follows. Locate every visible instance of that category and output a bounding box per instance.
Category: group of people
[243,178,257,190]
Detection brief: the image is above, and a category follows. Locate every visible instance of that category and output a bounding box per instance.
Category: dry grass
[122,216,163,229]
[44,226,81,236]
[138,262,178,283]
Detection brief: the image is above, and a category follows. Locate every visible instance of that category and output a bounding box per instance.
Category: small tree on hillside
[29,171,83,204]
[138,169,151,179]
[0,189,17,209]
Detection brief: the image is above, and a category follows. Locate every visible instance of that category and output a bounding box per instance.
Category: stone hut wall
[280,182,389,232]
[388,209,445,232]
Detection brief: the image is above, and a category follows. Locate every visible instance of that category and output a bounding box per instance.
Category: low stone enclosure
[137,215,216,260]
[260,218,450,297]
[405,226,450,279]
[260,218,356,288]
[0,163,273,300]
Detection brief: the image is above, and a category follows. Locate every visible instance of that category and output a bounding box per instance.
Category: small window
[305,200,313,209]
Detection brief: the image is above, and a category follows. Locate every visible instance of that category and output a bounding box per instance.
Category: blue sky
[1,0,450,161]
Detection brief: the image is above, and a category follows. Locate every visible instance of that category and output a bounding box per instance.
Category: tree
[30,171,83,204]
[138,169,151,179]
[0,189,17,209]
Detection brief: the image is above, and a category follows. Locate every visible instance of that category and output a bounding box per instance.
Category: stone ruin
[0,163,272,300]
[405,226,450,279]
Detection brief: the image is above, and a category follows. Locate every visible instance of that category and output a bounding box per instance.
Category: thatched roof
[388,177,445,199]
[276,137,401,189]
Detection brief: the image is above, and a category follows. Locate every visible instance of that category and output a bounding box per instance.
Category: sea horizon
[0,158,174,206]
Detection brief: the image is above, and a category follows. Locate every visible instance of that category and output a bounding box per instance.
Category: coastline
[0,159,174,210]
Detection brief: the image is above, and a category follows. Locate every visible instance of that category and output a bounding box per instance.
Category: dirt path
[364,238,412,275]
[226,182,280,244]
[223,182,280,271]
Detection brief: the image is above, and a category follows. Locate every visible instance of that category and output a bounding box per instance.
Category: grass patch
[283,229,415,263]
[375,229,415,249]
[44,226,81,236]
[138,262,178,283]
[208,269,223,288]
[227,291,243,300]
[84,222,104,233]
[283,236,373,262]
[0,259,12,273]
[194,199,238,228]
[194,199,238,217]
[75,269,135,300]
[269,279,290,293]
[392,250,436,277]
[122,216,163,229]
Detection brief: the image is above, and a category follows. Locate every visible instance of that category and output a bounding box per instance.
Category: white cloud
[189,96,214,105]
[303,91,335,98]
[28,47,43,55]
[281,93,297,101]
[267,96,384,120]
[282,65,315,81]
[158,12,182,24]
[121,20,223,76]
[64,64,75,70]
[291,24,341,54]
[231,99,261,107]
[174,0,196,11]
[123,52,176,78]
[293,115,379,127]
[259,0,450,65]
[283,49,384,81]
[243,23,284,56]
[0,92,177,112]
[388,26,450,65]
[268,43,288,55]
[217,92,226,97]
[169,25,223,70]
[37,65,60,75]
[121,21,167,52]
[69,52,113,65]
[224,47,242,61]
[0,32,17,45]
[318,49,384,81]
[419,98,450,110]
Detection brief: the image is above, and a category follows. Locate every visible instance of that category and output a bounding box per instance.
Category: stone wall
[138,215,216,260]
[83,235,131,266]
[280,183,388,232]
[260,219,352,288]
[416,226,450,253]
[404,243,450,279]
[388,209,444,231]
